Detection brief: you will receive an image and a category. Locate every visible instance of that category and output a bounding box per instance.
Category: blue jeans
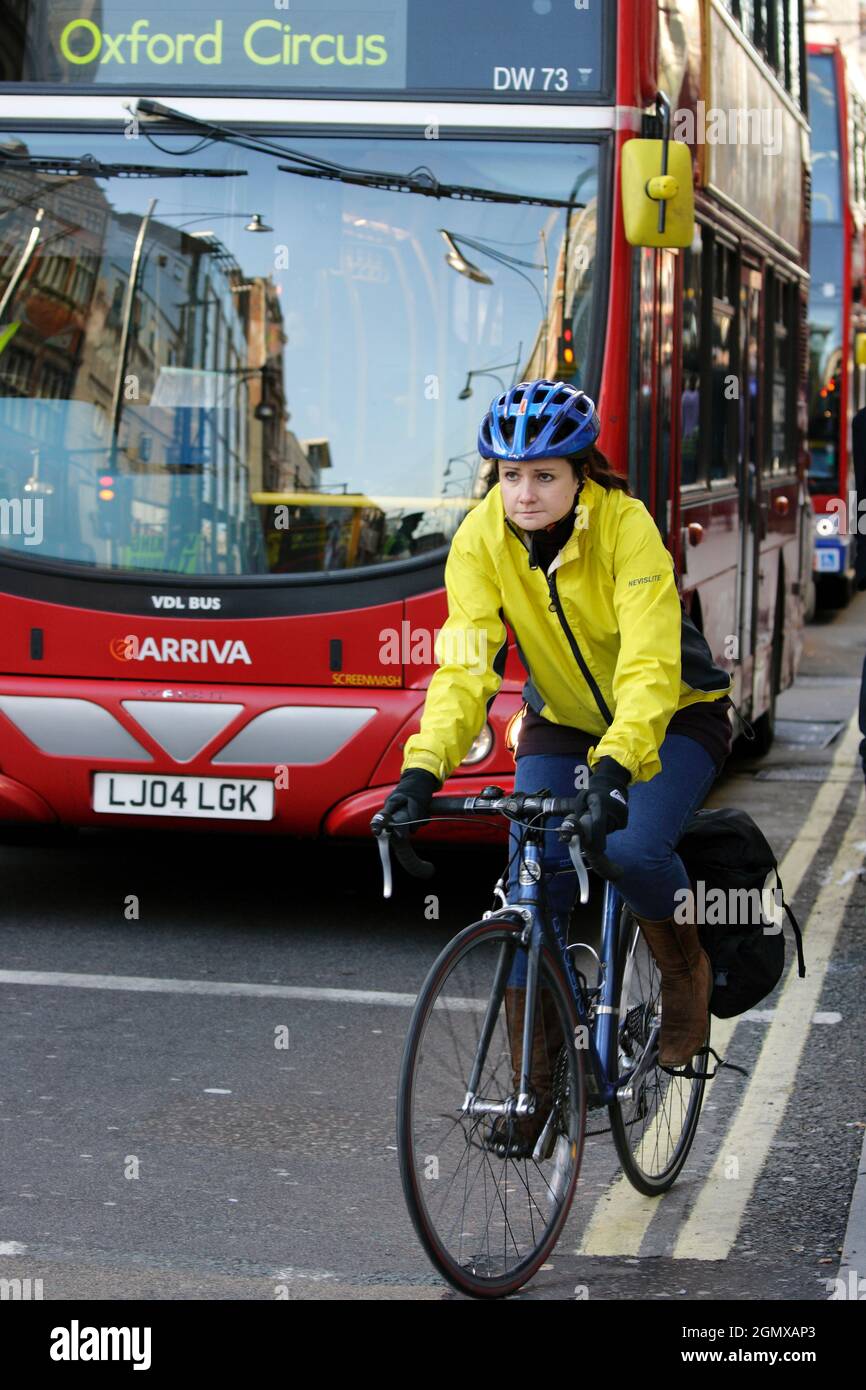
[505,734,718,983]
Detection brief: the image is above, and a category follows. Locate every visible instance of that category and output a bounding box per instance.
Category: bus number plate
[815,550,841,573]
[93,773,274,821]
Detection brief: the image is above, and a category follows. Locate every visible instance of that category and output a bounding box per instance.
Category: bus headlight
[461,722,494,765]
[816,513,840,537]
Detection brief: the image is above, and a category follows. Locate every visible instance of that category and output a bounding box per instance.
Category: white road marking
[0,971,420,1007]
[738,1010,841,1024]
[274,1266,337,1283]
[768,711,863,906]
[0,970,487,1012]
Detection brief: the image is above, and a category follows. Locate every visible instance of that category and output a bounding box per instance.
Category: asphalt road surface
[1,597,865,1302]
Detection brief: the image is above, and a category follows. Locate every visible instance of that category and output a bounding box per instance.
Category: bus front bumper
[0,676,517,838]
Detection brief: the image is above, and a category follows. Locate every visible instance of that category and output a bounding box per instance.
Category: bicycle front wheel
[397,918,586,1299]
[608,905,709,1195]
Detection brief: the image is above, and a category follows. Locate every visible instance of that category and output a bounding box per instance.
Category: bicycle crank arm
[531,1105,558,1163]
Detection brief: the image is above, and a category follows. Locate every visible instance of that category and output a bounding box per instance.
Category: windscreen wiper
[135,98,584,210]
[274,162,581,207]
[0,152,244,180]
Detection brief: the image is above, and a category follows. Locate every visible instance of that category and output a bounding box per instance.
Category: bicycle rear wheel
[608,905,708,1195]
[397,917,586,1298]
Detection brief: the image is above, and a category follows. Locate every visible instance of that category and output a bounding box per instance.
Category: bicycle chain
[557,1030,650,1138]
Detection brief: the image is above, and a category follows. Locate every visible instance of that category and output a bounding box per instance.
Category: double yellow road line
[578,712,864,1259]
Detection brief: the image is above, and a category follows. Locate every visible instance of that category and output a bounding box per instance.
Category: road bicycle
[372,786,715,1300]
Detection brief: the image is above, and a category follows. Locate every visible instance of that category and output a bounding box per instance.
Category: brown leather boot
[632,913,712,1067]
[488,984,564,1157]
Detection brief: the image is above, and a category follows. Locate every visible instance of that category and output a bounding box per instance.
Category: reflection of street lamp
[442,448,478,497]
[111,196,158,454]
[167,211,273,235]
[439,228,549,360]
[443,450,476,479]
[457,352,522,400]
[24,447,54,497]
[439,230,492,284]
[0,207,44,323]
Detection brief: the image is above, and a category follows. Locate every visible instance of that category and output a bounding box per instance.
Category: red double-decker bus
[806,39,866,606]
[0,0,810,842]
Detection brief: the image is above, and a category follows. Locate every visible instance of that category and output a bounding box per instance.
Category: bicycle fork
[461,907,541,1121]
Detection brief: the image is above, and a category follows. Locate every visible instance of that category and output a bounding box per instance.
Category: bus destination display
[2,0,607,98]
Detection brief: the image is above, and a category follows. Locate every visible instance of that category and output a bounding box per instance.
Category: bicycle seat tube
[591,879,624,1104]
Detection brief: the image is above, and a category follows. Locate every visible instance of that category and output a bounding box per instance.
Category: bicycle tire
[607,904,708,1196]
[397,917,586,1298]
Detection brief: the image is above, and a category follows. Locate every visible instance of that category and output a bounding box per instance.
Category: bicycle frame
[461,825,656,1127]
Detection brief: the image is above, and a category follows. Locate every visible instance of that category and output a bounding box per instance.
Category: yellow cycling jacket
[401,475,733,785]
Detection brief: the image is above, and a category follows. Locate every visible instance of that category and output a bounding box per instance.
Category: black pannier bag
[675,807,806,1019]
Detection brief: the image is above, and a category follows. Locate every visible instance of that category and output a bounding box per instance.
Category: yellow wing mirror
[621,92,695,248]
[855,331,866,368]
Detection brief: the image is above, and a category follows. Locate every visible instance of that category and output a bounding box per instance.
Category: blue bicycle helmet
[477,379,600,461]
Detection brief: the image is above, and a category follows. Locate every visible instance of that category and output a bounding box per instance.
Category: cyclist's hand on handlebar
[559,756,630,854]
[375,768,441,838]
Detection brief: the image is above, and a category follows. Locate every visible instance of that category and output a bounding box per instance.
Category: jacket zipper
[547,570,614,726]
[505,517,614,727]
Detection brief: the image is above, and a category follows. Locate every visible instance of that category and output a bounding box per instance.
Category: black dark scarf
[527,487,583,572]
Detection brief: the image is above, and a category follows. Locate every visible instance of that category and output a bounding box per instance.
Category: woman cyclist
[379,379,734,1142]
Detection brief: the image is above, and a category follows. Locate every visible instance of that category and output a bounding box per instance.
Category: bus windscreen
[0,127,602,577]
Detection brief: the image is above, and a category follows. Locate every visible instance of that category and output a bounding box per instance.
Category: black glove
[559,756,630,854]
[378,768,441,838]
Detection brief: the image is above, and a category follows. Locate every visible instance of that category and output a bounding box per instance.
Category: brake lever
[370,812,393,899]
[561,812,624,892]
[376,831,393,899]
[566,835,591,904]
[370,811,435,895]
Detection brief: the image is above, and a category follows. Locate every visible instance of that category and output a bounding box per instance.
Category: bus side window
[764,272,794,475]
[710,242,737,483]
[680,228,703,487]
[628,245,655,510]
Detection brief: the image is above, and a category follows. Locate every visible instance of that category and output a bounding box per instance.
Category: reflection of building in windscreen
[0,159,291,574]
[104,222,282,547]
[0,145,111,560]
[0,0,69,82]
